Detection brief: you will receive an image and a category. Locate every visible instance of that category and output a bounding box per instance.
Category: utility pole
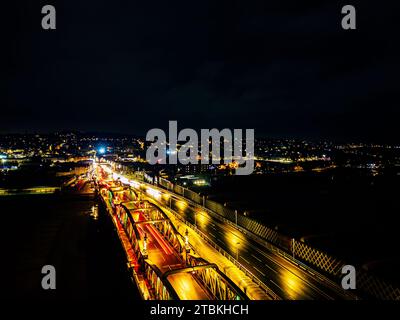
[292,238,295,260]
[235,210,238,227]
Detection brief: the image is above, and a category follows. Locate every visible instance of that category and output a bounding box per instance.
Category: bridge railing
[116,167,400,300]
[144,262,179,300]
[158,177,283,247]
[113,171,340,295]
[99,184,184,300]
[162,199,280,300]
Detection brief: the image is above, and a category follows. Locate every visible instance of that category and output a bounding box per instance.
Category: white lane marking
[264,263,278,274]
[240,256,250,264]
[270,280,283,291]
[254,266,266,277]
[251,254,262,262]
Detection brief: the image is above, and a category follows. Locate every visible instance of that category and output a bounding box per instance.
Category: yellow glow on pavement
[222,228,243,253]
[162,192,170,201]
[176,200,187,211]
[195,211,208,228]
[279,269,303,300]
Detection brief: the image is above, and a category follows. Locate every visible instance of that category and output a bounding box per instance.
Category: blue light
[98,147,106,154]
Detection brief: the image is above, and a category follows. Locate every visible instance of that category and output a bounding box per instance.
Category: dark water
[8,194,140,301]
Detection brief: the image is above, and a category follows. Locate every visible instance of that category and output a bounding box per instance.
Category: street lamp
[291,238,295,260]
[235,210,238,227]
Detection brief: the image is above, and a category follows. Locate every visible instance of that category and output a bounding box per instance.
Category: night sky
[5,1,400,141]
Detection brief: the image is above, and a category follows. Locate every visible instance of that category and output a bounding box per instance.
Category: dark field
[8,194,139,300]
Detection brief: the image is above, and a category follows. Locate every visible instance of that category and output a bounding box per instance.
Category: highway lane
[156,194,351,300]
[107,165,352,299]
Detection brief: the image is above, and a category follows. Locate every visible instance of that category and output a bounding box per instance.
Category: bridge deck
[130,208,211,299]
[97,164,213,300]
[168,273,211,300]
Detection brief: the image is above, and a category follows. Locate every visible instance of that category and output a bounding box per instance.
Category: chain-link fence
[119,168,400,300]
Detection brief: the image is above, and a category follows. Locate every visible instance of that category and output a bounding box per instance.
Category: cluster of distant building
[1,132,399,178]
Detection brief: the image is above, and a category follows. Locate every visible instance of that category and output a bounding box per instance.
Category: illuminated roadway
[100,168,211,300]
[135,213,211,300]
[130,177,353,300]
[160,194,352,300]
[105,164,353,300]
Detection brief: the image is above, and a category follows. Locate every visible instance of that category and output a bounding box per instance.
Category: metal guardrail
[163,200,281,300]
[159,176,281,244]
[114,166,356,299]
[123,170,323,283]
[164,186,354,299]
[117,173,279,299]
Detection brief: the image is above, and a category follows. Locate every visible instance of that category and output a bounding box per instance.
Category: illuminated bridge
[96,166,247,300]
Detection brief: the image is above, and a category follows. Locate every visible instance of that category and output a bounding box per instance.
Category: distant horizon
[0,129,398,145]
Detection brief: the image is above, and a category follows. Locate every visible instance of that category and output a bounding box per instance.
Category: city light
[193,179,207,186]
[5,0,400,302]
[5,132,398,301]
